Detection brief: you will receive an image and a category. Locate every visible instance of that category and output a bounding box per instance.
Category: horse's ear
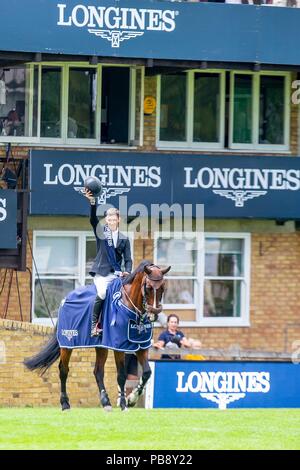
[161,266,171,275]
[144,265,152,275]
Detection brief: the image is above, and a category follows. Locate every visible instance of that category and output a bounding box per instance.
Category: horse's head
[142,264,171,321]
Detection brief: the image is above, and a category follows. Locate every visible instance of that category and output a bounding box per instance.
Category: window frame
[0,65,39,144]
[156,69,226,150]
[0,63,143,148]
[154,231,251,328]
[229,70,291,151]
[201,233,251,327]
[32,230,134,325]
[154,231,201,311]
[32,230,84,325]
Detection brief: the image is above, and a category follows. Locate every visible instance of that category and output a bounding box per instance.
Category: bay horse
[24,261,170,411]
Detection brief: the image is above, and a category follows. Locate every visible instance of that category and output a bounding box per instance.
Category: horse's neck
[124,272,144,311]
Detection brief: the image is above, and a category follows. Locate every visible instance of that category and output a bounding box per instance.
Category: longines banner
[0,190,17,249]
[30,150,300,219]
[1,1,300,65]
[146,361,300,409]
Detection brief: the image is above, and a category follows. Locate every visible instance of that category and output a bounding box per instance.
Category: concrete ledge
[0,319,54,336]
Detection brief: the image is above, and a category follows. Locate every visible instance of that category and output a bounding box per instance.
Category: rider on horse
[85,190,132,336]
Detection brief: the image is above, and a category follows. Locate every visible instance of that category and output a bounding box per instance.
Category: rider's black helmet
[84,176,102,197]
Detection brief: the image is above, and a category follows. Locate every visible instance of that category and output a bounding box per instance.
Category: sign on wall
[29,150,171,216]
[0,190,17,249]
[173,154,300,219]
[145,361,300,409]
[30,150,300,219]
[1,1,300,65]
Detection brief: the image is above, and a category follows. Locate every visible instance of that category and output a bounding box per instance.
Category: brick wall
[0,319,119,407]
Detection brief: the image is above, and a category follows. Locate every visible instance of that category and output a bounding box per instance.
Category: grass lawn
[0,408,299,450]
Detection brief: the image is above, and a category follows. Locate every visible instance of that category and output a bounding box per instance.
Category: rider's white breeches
[93,273,118,299]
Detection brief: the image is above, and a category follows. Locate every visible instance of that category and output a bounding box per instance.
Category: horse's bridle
[122,265,167,321]
[141,271,165,320]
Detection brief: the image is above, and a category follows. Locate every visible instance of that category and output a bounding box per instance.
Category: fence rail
[149,346,291,360]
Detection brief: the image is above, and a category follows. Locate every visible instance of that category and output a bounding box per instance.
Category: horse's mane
[122,260,153,285]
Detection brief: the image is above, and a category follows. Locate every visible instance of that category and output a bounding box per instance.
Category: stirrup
[91,324,103,337]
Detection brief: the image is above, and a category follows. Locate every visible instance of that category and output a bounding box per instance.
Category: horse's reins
[122,286,144,315]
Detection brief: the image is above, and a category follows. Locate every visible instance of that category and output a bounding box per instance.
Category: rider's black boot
[91,296,104,337]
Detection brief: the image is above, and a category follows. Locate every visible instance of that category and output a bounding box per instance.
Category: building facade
[1,1,300,355]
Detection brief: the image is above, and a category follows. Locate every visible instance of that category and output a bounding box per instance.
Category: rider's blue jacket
[89,204,132,277]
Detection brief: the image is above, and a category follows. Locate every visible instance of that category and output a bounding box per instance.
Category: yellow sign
[144,96,156,115]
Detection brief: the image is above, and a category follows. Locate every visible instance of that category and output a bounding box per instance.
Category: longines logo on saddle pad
[57,3,178,48]
[61,329,79,341]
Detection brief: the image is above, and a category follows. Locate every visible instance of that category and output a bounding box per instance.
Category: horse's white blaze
[153,287,157,309]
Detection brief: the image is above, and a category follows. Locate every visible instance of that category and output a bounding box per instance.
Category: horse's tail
[24,327,60,375]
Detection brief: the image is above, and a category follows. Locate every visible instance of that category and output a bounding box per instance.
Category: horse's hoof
[100,391,111,409]
[127,389,141,407]
[61,400,71,411]
[127,397,136,408]
[103,405,112,412]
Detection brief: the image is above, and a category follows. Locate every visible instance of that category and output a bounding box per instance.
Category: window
[85,235,96,286]
[157,70,225,149]
[230,72,290,150]
[33,233,82,323]
[154,232,250,327]
[160,73,187,142]
[68,68,97,140]
[259,76,285,145]
[40,67,62,138]
[0,63,143,146]
[157,69,290,151]
[204,237,246,319]
[32,230,134,324]
[232,74,252,144]
[0,67,30,138]
[101,67,131,145]
[193,72,221,143]
[155,235,199,308]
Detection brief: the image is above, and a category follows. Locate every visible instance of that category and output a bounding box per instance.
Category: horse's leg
[127,349,151,408]
[94,348,112,411]
[59,348,72,411]
[114,351,128,411]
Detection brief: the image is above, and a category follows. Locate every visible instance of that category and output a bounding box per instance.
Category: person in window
[153,314,202,359]
[85,190,132,336]
[3,108,21,136]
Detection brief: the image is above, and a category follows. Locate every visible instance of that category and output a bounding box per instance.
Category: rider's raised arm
[90,202,98,232]
[84,189,99,234]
